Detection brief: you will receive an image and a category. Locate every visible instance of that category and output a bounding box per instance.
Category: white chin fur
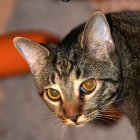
[74,123,86,128]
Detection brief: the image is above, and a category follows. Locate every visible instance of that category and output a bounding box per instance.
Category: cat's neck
[114,28,140,140]
[109,11,140,100]
[110,12,140,139]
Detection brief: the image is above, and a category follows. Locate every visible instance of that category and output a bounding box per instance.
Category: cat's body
[106,12,140,138]
[64,11,140,137]
[14,11,140,139]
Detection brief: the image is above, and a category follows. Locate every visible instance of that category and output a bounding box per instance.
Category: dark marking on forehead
[76,68,81,79]
[51,73,55,84]
[56,58,73,79]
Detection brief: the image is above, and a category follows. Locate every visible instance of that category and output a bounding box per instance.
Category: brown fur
[14,11,140,139]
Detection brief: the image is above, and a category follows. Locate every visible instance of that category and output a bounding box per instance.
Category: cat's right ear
[81,11,115,59]
[13,37,50,75]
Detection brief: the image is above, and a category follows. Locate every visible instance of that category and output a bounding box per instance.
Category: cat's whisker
[60,124,67,140]
[99,110,120,114]
[100,96,129,110]
[53,121,63,131]
[93,120,105,128]
[97,114,120,121]
[95,117,115,126]
[85,110,98,117]
[101,108,118,111]
[85,111,99,123]
[100,116,120,122]
[100,108,120,112]
[52,121,63,140]
[98,112,120,117]
[96,113,118,123]
[101,108,119,111]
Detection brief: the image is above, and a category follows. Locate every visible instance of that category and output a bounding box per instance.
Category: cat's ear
[13,37,50,75]
[81,11,115,59]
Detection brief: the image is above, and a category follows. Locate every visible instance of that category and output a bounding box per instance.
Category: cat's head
[13,11,121,126]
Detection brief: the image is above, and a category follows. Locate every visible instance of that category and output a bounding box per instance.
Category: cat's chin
[74,123,86,128]
[64,117,87,127]
[65,121,86,128]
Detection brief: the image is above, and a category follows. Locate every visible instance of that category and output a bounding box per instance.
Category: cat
[13,11,140,139]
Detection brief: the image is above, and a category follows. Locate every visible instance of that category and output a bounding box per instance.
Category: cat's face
[14,11,120,126]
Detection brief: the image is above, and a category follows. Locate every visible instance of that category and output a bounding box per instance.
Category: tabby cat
[13,11,140,139]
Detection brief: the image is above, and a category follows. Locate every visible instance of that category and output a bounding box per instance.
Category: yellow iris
[82,79,96,92]
[47,88,61,100]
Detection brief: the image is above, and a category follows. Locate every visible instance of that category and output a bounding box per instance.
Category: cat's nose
[69,115,78,123]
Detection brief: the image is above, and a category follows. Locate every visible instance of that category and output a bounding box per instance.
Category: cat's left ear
[13,37,50,75]
[81,11,115,59]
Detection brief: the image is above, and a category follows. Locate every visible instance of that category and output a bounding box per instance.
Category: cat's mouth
[58,110,98,127]
[61,115,89,127]
[64,119,86,127]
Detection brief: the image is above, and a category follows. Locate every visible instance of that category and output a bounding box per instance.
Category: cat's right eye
[46,88,61,101]
[80,79,96,94]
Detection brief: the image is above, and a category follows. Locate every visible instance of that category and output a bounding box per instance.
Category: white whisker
[61,125,67,140]
[53,121,63,140]
[95,117,114,125]
[100,96,128,110]
[93,120,105,128]
[97,114,120,121]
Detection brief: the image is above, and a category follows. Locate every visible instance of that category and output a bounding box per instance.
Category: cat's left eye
[80,79,96,94]
[46,88,61,101]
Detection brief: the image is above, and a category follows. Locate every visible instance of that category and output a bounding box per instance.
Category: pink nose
[63,101,79,121]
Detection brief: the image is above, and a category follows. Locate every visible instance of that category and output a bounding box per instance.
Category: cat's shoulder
[107,11,140,21]
[106,11,140,32]
[107,11,140,68]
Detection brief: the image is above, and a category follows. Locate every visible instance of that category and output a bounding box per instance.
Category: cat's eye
[46,88,61,101]
[80,79,96,94]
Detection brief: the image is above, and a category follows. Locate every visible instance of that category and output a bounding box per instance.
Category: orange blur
[0,31,60,77]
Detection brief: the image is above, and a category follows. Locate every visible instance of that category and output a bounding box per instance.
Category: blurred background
[0,0,140,140]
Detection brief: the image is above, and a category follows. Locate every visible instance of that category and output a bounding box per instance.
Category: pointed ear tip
[13,37,30,49]
[95,11,105,17]
[13,37,20,49]
[13,37,21,45]
[87,11,106,24]
[13,37,24,44]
